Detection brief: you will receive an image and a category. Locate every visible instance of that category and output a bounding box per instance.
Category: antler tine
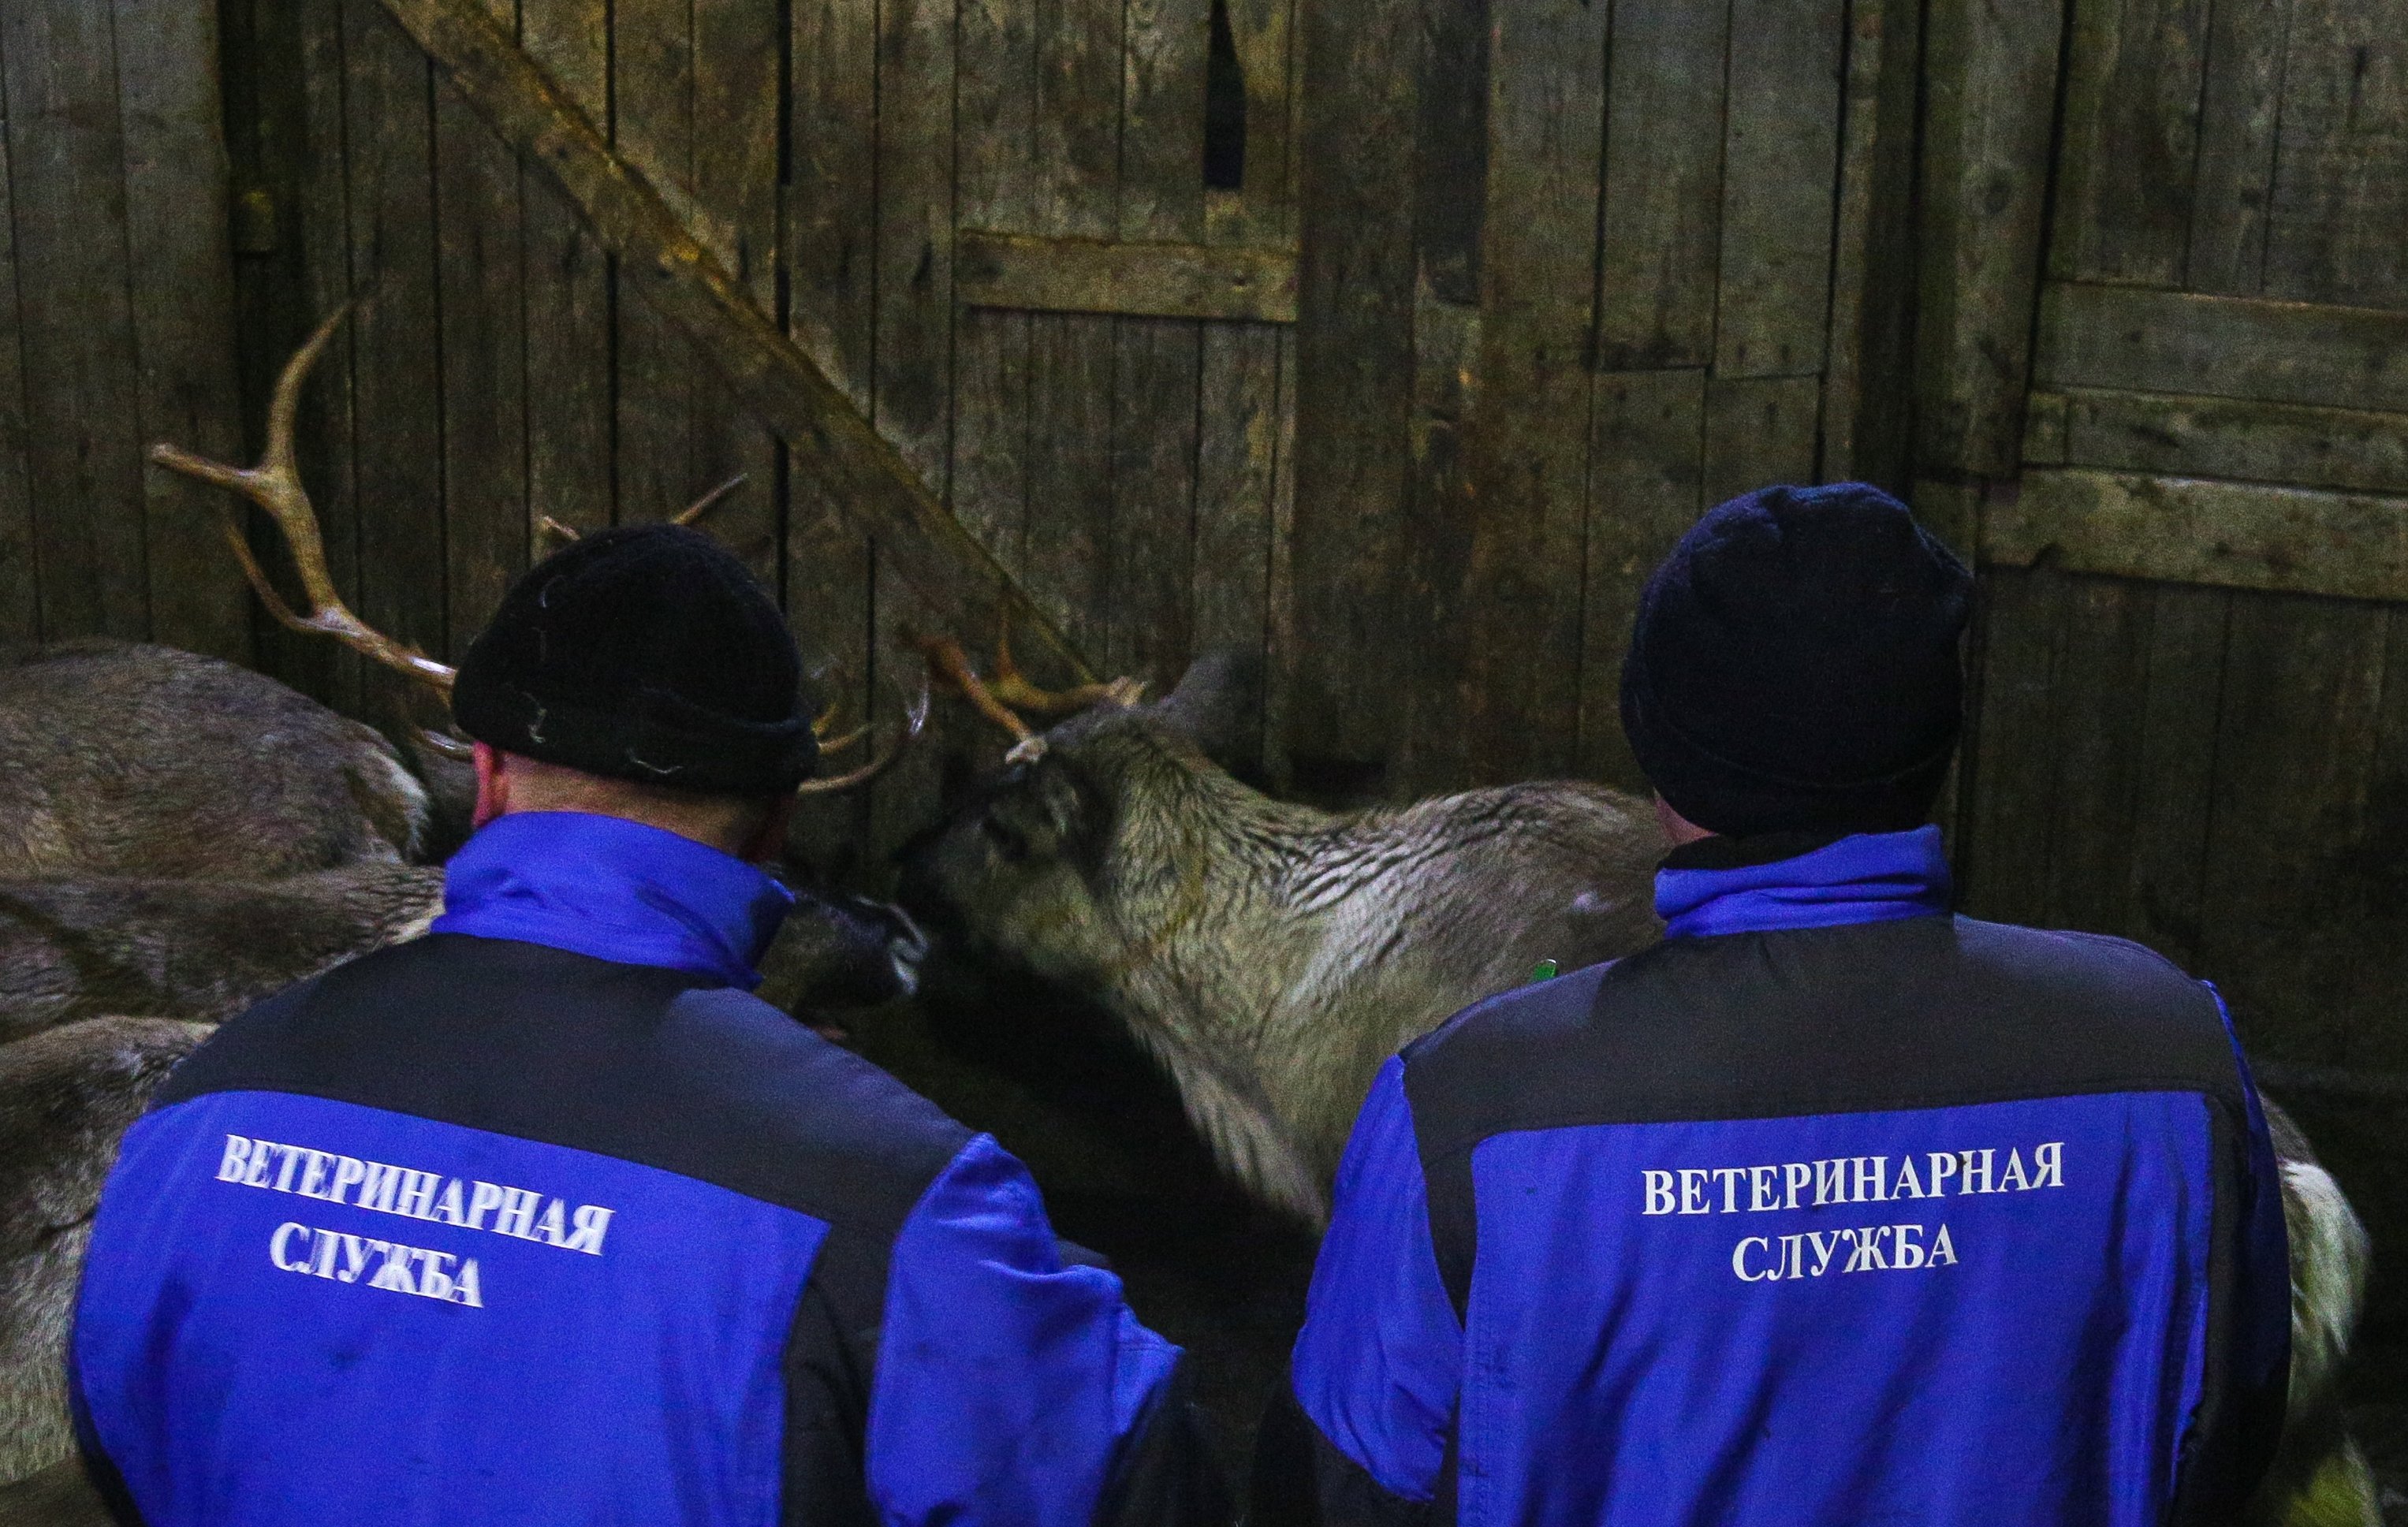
[673,473,747,527]
[796,670,932,795]
[908,633,1046,757]
[151,305,457,695]
[805,661,869,754]
[989,616,1145,716]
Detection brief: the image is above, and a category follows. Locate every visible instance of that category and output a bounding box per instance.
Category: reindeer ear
[1147,649,1262,773]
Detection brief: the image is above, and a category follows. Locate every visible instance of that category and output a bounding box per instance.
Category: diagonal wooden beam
[371,0,1094,682]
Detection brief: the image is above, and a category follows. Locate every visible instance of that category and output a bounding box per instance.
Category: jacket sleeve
[864,1133,1223,1526]
[2205,986,2294,1507]
[1253,1058,1463,1525]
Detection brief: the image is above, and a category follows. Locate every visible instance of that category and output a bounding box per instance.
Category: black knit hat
[1619,482,1971,836]
[453,524,817,795]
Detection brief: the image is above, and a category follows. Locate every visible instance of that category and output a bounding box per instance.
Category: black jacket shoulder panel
[1404,915,2242,1175]
[157,933,971,1240]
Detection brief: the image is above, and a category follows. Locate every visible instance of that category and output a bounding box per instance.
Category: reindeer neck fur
[1075,725,1657,1223]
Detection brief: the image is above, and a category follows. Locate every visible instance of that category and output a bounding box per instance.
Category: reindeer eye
[982,811,1031,863]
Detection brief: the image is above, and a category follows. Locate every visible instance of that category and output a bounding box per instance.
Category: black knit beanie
[1619,482,1971,837]
[453,524,818,795]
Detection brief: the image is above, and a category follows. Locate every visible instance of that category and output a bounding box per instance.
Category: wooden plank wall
[1292,0,1914,801]
[207,0,1318,873]
[1947,0,2408,1350]
[0,0,250,661]
[194,0,1914,852]
[1958,0,2408,1077]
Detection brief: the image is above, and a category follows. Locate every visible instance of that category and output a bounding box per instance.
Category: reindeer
[900,638,2383,1527]
[900,637,1664,1220]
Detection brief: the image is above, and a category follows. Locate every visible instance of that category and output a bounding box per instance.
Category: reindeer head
[897,635,1267,990]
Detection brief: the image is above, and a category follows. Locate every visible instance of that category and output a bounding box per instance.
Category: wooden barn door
[1926,0,2408,1355]
[1280,0,1922,802]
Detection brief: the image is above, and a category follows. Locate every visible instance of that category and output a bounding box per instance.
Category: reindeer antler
[540,474,747,546]
[151,305,457,695]
[796,669,931,794]
[911,620,1142,763]
[990,621,1146,716]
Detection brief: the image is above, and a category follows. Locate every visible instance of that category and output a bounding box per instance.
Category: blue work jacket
[1259,826,2291,1527]
[70,812,1204,1525]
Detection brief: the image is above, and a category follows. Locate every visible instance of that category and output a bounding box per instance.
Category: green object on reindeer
[1531,958,1558,981]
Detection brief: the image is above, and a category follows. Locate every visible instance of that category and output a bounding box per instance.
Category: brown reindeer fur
[0,1019,211,1484]
[0,642,428,878]
[0,867,445,1045]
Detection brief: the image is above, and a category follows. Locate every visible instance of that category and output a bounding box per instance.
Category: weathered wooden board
[610,0,700,529]
[1109,0,1208,686]
[2038,281,2408,412]
[2039,575,2155,933]
[1594,0,1728,371]
[1191,321,1282,760]
[947,0,1035,581]
[434,0,527,655]
[0,0,151,640]
[1215,0,1296,246]
[2198,588,2388,1059]
[782,0,878,873]
[1702,374,1821,508]
[867,0,965,871]
[2036,388,2408,496]
[1457,0,1605,784]
[2122,582,2229,969]
[2186,0,2290,294]
[116,0,252,661]
[285,0,370,712]
[874,0,955,497]
[1107,318,1202,682]
[689,0,782,581]
[1820,0,1906,484]
[341,0,449,666]
[1960,564,2068,924]
[2261,0,2408,309]
[1579,369,1706,790]
[1914,0,2066,477]
[1017,0,1120,674]
[1985,468,2408,603]
[1123,0,1211,247]
[520,0,615,536]
[1285,0,1422,786]
[1715,0,1844,379]
[0,121,33,641]
[2046,0,2209,286]
[956,233,1299,323]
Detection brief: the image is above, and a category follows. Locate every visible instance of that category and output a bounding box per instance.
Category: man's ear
[472,742,511,830]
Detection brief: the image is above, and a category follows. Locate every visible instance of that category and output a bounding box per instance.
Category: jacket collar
[431,811,795,989]
[1655,825,1951,940]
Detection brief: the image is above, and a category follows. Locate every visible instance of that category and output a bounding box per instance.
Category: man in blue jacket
[71,524,1221,1525]
[1254,484,2291,1525]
